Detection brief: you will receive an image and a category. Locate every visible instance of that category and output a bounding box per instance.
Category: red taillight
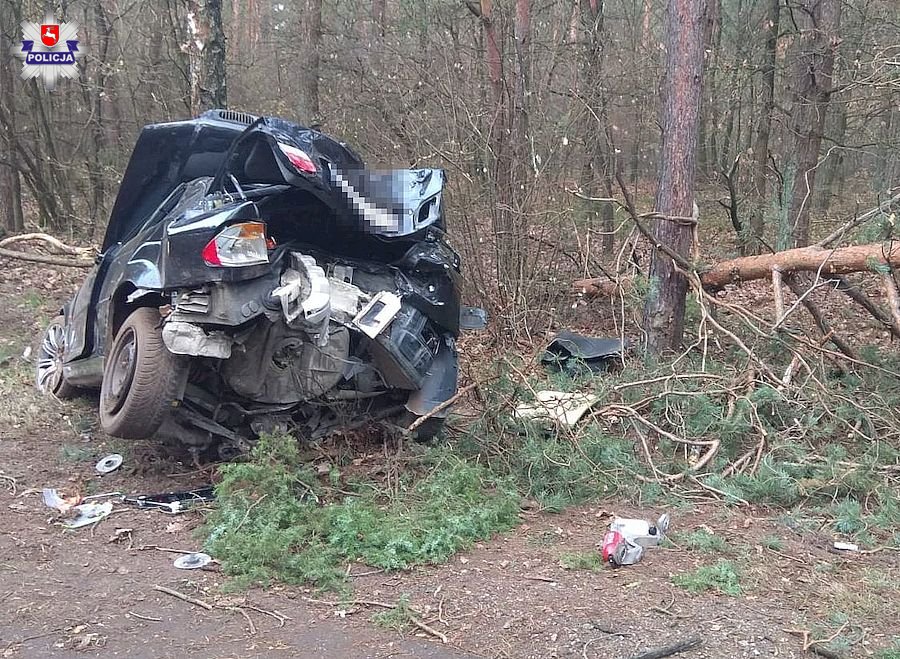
[278,143,317,174]
[202,222,270,267]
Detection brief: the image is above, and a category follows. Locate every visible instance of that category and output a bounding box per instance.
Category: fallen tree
[573,241,900,294]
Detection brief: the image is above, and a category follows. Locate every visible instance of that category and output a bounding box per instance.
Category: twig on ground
[153,585,214,611]
[629,636,703,659]
[127,611,163,622]
[521,574,556,582]
[239,604,291,626]
[411,616,448,643]
[217,605,257,635]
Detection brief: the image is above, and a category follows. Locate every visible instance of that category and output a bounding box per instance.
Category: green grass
[678,529,727,553]
[559,551,603,571]
[58,443,97,463]
[673,560,743,596]
[761,534,784,551]
[876,638,900,659]
[371,595,414,630]
[204,433,521,590]
[21,290,44,310]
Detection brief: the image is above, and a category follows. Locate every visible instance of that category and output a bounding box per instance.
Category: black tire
[99,307,186,439]
[35,315,79,399]
[398,411,447,443]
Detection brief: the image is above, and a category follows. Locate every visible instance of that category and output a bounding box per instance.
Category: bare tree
[782,0,842,248]
[642,0,710,354]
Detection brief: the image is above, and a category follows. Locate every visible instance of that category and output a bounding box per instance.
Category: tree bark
[782,0,841,248]
[749,0,780,252]
[187,0,227,114]
[299,0,322,125]
[0,0,24,235]
[642,0,710,353]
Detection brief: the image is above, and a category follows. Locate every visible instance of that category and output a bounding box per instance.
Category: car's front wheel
[35,315,78,399]
[99,308,186,439]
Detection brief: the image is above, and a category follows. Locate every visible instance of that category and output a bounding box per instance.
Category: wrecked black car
[36,110,469,458]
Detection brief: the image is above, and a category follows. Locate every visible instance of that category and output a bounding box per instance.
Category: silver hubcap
[36,323,66,394]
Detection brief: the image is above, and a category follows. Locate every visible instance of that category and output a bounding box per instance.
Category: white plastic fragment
[514,391,600,426]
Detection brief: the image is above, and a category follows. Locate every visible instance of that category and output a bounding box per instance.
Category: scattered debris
[42,487,81,513]
[833,541,859,552]
[62,501,114,529]
[602,514,670,566]
[173,553,213,570]
[541,330,627,375]
[122,486,215,514]
[95,453,124,475]
[514,390,600,426]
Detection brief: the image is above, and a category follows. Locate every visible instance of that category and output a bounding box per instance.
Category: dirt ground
[0,262,898,659]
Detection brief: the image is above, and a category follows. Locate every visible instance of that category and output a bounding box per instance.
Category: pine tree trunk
[642,0,710,354]
[784,0,841,247]
[0,2,24,234]
[749,0,780,252]
[299,0,322,125]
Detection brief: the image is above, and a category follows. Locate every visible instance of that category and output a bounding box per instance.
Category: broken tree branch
[153,585,214,611]
[785,275,857,360]
[574,241,900,294]
[0,246,94,268]
[630,636,702,659]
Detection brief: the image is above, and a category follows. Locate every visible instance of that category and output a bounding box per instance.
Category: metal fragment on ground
[173,552,212,569]
[62,501,114,529]
[95,453,124,474]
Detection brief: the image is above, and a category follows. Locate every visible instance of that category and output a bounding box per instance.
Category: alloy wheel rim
[36,323,66,394]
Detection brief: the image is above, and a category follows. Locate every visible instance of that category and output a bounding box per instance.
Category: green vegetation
[204,433,520,590]
[673,560,742,596]
[371,595,414,631]
[760,534,784,551]
[202,348,900,589]
[876,639,900,659]
[58,443,97,463]
[678,529,727,553]
[559,551,603,571]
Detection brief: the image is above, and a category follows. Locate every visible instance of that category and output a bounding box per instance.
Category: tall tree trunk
[187,0,227,114]
[580,0,615,250]
[299,0,322,124]
[642,0,710,354]
[750,0,780,252]
[0,1,24,234]
[783,0,841,248]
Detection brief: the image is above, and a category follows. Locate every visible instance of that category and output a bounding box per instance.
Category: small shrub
[761,534,784,551]
[673,560,742,596]
[679,529,727,553]
[559,551,603,571]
